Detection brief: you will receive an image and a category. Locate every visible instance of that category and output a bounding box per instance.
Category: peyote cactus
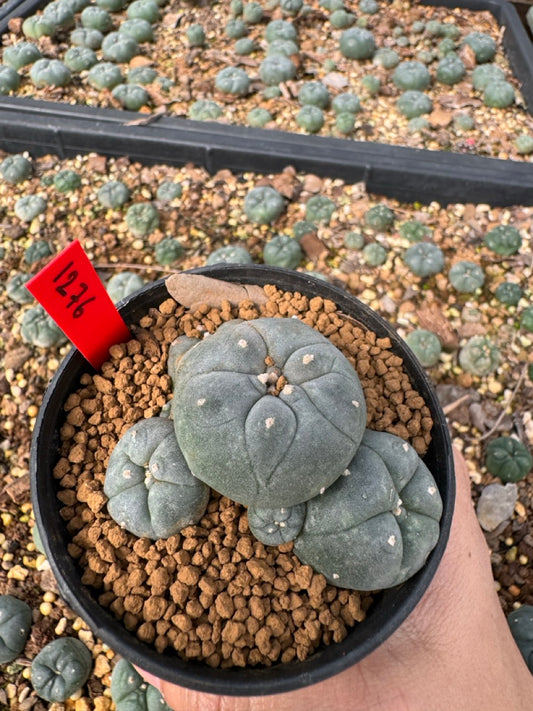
[485,437,532,483]
[520,306,533,333]
[403,242,445,278]
[448,260,485,293]
[459,335,500,376]
[63,46,98,72]
[259,54,296,86]
[280,0,303,16]
[42,1,75,31]
[293,429,443,590]
[3,42,42,70]
[243,1,264,23]
[6,273,34,305]
[373,47,400,69]
[14,194,47,222]
[296,105,324,133]
[361,74,380,95]
[70,27,104,49]
[494,281,522,306]
[235,37,257,55]
[128,66,158,84]
[244,185,285,224]
[399,219,432,243]
[80,5,114,31]
[97,180,131,208]
[514,134,533,155]
[104,417,210,539]
[266,38,299,57]
[156,181,182,201]
[22,15,56,39]
[126,0,160,21]
[31,638,92,702]
[248,503,306,545]
[336,112,356,134]
[215,66,250,96]
[154,237,184,265]
[118,18,154,42]
[298,81,330,108]
[25,240,52,265]
[112,83,149,110]
[96,0,127,10]
[263,234,303,268]
[484,224,522,256]
[435,54,465,85]
[0,595,32,664]
[453,113,475,131]
[206,245,253,265]
[362,242,387,266]
[471,63,506,92]
[344,231,365,249]
[331,92,361,115]
[405,329,442,368]
[102,32,139,63]
[225,18,248,38]
[186,23,205,47]
[396,90,433,119]
[188,99,223,120]
[30,59,71,88]
[330,9,356,29]
[53,169,81,193]
[305,195,336,225]
[364,203,394,231]
[171,317,367,508]
[1,155,32,184]
[0,65,20,94]
[392,61,431,91]
[339,27,375,59]
[125,202,159,237]
[111,658,172,711]
[21,305,67,348]
[483,81,515,109]
[106,271,145,302]
[265,19,298,43]
[247,107,273,127]
[462,31,496,63]
[507,606,533,673]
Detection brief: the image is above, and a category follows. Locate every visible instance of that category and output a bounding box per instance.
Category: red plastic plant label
[26,240,132,369]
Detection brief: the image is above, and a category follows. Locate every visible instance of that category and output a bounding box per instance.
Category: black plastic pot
[31,265,455,696]
[1,0,533,205]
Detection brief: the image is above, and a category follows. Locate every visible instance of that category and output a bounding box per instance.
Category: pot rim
[30,264,455,696]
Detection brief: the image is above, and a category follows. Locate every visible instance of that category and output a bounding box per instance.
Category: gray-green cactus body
[0,595,32,664]
[172,317,366,509]
[111,658,172,711]
[31,638,92,702]
[104,417,210,540]
[294,429,443,590]
[248,503,306,545]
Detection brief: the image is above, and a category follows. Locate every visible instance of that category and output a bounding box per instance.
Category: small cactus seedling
[3,42,42,70]
[248,503,306,545]
[186,23,205,47]
[126,0,160,22]
[97,180,131,208]
[448,260,485,293]
[471,63,506,91]
[396,90,433,118]
[298,81,330,108]
[0,595,32,664]
[331,92,361,115]
[293,429,442,590]
[171,317,367,509]
[330,9,356,28]
[70,28,104,49]
[63,46,98,72]
[14,194,47,222]
[1,155,32,184]
[88,62,125,90]
[484,224,522,256]
[156,181,182,201]
[359,0,378,12]
[128,66,158,84]
[259,54,296,85]
[335,112,356,134]
[459,335,500,376]
[118,18,154,42]
[361,74,381,95]
[53,169,81,193]
[364,204,395,230]
[112,83,150,110]
[403,242,445,278]
[399,220,432,243]
[215,66,250,96]
[244,185,285,225]
[483,81,515,109]
[494,281,522,306]
[206,245,253,265]
[435,54,465,85]
[305,195,336,225]
[437,38,456,57]
[111,658,172,711]
[263,234,303,268]
[520,306,533,333]
[25,240,52,265]
[514,134,533,155]
[392,61,431,91]
[485,437,532,483]
[373,47,400,69]
[104,417,210,539]
[292,220,316,241]
[247,107,273,127]
[362,242,387,266]
[106,271,145,302]
[507,606,533,673]
[339,27,375,59]
[188,99,223,120]
[102,32,139,63]
[6,273,34,305]
[296,105,325,133]
[80,5,114,32]
[462,31,496,63]
[405,329,442,367]
[21,304,67,348]
[31,638,92,702]
[0,65,20,94]
[225,18,248,38]
[453,113,475,131]
[344,231,365,249]
[266,38,299,57]
[265,19,298,43]
[243,2,264,23]
[125,202,159,237]
[235,37,256,55]
[154,237,184,265]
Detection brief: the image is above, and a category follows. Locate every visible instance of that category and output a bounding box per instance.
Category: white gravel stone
[476,482,518,532]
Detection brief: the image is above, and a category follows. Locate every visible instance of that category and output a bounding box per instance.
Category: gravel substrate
[2,0,533,160]
[0,149,532,708]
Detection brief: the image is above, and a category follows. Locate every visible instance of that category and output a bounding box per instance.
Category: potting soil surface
[0,152,532,708]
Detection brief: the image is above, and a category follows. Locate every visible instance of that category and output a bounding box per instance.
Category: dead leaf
[129,55,154,68]
[3,474,30,504]
[459,43,477,70]
[125,105,167,126]
[300,231,327,261]
[166,274,269,311]
[416,303,459,350]
[429,109,453,128]
[87,154,108,173]
[7,17,22,33]
[323,72,349,90]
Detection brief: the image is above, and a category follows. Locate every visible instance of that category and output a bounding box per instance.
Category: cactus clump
[293,429,442,590]
[64,46,98,71]
[1,155,32,184]
[485,437,532,483]
[189,99,223,120]
[448,260,485,293]
[53,169,81,193]
[392,61,431,91]
[104,417,209,539]
[459,335,500,376]
[494,281,522,306]
[70,27,104,49]
[112,83,149,110]
[0,65,20,93]
[403,242,445,277]
[483,81,515,108]
[171,317,367,509]
[80,5,113,31]
[3,42,42,70]
[87,62,124,90]
[339,27,375,59]
[484,224,522,256]
[102,32,139,62]
[247,107,272,127]
[462,31,496,63]
[125,202,159,236]
[118,18,154,42]
[30,59,71,88]
[126,0,160,22]
[215,66,250,95]
[244,185,285,224]
[0,595,32,663]
[471,63,505,91]
[21,305,67,348]
[296,104,324,133]
[259,54,296,85]
[106,271,145,302]
[435,54,465,85]
[364,203,394,230]
[405,329,442,367]
[97,180,130,208]
[248,503,306,545]
[263,233,302,268]
[31,638,92,702]
[298,80,330,108]
[206,245,253,265]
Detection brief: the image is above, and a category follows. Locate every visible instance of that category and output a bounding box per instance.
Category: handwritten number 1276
[52,260,96,318]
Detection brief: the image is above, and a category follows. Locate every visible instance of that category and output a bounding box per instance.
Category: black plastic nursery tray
[1,0,533,205]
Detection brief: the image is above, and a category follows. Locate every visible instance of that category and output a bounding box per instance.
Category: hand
[138,449,533,711]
